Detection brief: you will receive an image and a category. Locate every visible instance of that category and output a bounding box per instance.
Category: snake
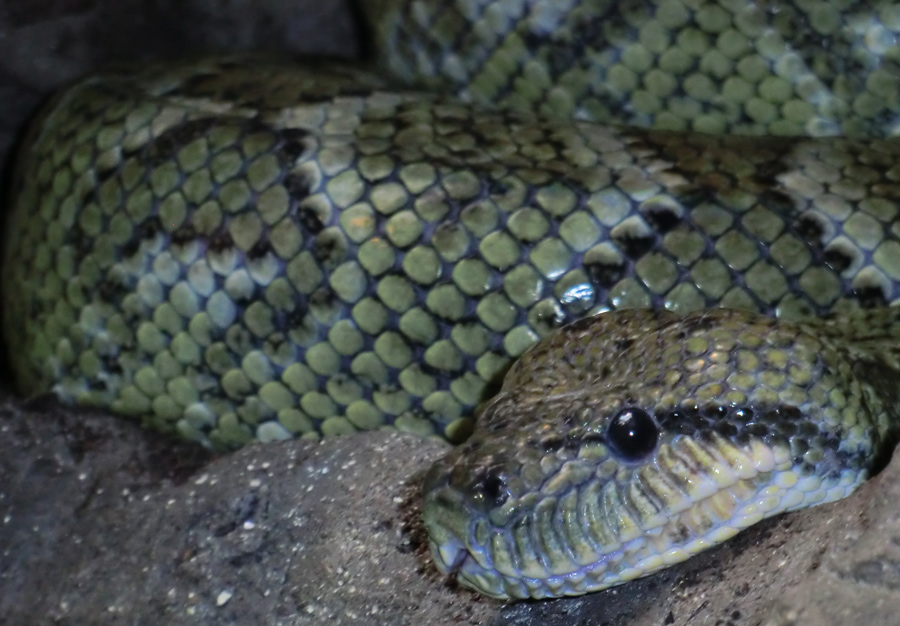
[4,0,900,602]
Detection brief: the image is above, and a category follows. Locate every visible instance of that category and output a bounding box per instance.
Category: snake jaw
[423,430,862,599]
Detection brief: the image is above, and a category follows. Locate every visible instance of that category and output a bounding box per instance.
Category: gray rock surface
[0,395,493,625]
[2,1,900,625]
[3,392,900,626]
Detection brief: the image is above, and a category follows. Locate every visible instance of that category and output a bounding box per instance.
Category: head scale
[423,308,876,599]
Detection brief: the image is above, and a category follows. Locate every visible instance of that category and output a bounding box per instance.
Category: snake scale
[4,0,900,601]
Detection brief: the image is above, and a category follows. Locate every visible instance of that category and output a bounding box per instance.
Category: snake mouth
[428,475,776,599]
[427,533,515,600]
[431,539,476,582]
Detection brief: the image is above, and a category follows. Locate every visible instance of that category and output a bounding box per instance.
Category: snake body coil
[4,0,900,600]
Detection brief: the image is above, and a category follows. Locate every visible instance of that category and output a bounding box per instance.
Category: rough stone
[2,392,900,625]
[0,394,495,625]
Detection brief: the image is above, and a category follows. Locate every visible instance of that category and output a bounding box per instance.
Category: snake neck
[800,307,900,462]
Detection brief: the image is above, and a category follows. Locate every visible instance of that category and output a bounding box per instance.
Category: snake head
[422,308,877,599]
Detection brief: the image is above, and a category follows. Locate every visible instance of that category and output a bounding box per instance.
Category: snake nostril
[607,407,659,461]
[473,467,509,508]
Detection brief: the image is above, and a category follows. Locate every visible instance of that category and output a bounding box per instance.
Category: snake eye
[607,407,658,461]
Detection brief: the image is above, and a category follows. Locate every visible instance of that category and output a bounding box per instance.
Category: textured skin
[424,307,900,597]
[4,0,900,601]
[363,0,900,137]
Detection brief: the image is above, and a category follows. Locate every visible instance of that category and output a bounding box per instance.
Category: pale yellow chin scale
[434,436,866,601]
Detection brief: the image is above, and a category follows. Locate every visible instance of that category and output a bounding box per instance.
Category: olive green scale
[4,53,900,450]
[5,50,900,449]
[365,0,900,138]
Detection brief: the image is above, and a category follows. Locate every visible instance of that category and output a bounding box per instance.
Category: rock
[3,392,900,625]
[0,394,496,625]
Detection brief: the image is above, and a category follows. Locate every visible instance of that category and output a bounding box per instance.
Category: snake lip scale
[6,0,900,602]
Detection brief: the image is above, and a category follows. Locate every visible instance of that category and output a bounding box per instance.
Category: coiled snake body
[5,0,900,600]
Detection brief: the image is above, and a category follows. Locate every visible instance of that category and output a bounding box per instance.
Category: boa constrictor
[4,0,900,600]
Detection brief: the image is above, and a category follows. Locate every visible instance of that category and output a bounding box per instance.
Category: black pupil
[607,407,658,461]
